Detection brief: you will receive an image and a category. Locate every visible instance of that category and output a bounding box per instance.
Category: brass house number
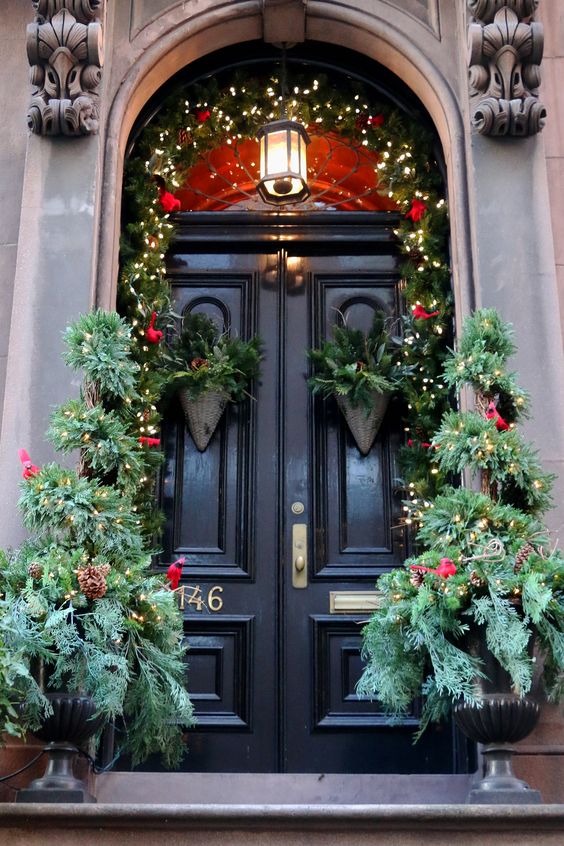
[178,584,224,613]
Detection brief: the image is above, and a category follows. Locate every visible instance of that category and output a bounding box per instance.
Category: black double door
[161,214,463,774]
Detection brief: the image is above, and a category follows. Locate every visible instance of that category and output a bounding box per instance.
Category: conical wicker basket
[336,392,390,455]
[178,388,228,451]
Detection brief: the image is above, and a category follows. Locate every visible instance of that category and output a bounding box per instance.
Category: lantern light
[257,119,311,205]
[256,47,311,206]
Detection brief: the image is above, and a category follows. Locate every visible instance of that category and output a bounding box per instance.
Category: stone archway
[115,50,464,773]
[96,1,474,326]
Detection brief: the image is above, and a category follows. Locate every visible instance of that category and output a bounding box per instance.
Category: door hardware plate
[292,523,308,589]
[329,591,382,614]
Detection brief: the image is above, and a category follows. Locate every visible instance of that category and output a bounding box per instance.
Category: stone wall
[539,2,564,334]
[0,1,31,431]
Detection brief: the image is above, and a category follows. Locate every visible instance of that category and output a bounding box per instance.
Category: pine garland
[119,66,454,532]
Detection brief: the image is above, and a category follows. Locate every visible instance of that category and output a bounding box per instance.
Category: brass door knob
[294,555,306,572]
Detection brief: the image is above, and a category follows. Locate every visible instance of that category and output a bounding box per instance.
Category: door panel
[304,258,404,576]
[162,253,279,770]
[159,226,466,774]
[162,272,258,578]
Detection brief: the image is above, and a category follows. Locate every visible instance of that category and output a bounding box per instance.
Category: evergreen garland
[118,66,454,532]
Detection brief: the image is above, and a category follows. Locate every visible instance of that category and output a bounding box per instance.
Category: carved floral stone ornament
[27,0,104,136]
[467,0,547,137]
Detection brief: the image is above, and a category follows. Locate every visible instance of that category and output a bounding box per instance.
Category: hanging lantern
[257,119,311,205]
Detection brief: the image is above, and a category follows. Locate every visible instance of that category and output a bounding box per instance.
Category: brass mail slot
[329,591,382,614]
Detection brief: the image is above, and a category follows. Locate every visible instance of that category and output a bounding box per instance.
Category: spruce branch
[63,310,140,400]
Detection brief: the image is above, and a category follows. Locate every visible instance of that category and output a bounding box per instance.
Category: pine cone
[98,564,111,577]
[410,571,424,588]
[191,357,209,371]
[178,128,191,146]
[28,562,43,580]
[77,565,108,600]
[514,543,534,573]
[469,570,484,587]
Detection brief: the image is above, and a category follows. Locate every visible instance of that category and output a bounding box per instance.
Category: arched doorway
[121,46,471,774]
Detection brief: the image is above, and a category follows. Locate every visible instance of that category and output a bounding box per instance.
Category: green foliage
[359,538,564,733]
[63,311,140,400]
[59,310,164,537]
[0,569,45,742]
[399,314,451,438]
[2,312,195,767]
[415,487,545,555]
[396,312,452,512]
[308,311,405,411]
[443,308,529,420]
[19,464,144,560]
[166,312,262,401]
[48,399,144,492]
[360,307,562,737]
[433,411,554,514]
[1,545,195,765]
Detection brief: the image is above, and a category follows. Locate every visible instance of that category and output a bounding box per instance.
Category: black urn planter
[17,693,104,804]
[453,625,542,804]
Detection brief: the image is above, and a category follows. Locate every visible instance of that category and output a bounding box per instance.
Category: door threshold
[95,772,475,805]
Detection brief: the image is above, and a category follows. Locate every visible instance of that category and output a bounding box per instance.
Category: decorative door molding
[467,1,546,136]
[27,0,105,136]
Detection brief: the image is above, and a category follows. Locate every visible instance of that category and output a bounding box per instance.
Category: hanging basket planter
[336,391,389,455]
[178,388,228,451]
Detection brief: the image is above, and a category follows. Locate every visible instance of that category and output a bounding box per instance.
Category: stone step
[95,772,476,805]
[2,803,564,846]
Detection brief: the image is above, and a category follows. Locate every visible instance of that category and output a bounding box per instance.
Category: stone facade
[0,0,563,800]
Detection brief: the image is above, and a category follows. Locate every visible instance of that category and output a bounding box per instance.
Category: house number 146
[178,585,224,612]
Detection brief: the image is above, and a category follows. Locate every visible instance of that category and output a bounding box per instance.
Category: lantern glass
[257,119,310,205]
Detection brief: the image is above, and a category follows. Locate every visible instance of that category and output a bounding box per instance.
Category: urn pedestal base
[454,695,542,804]
[16,694,102,804]
[468,743,541,804]
[16,742,96,804]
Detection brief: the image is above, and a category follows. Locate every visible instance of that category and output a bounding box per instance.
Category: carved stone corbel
[467,1,546,136]
[32,0,103,25]
[468,0,538,23]
[27,1,104,136]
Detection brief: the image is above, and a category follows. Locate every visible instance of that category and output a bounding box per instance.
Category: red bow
[139,437,161,447]
[405,199,427,222]
[410,558,457,579]
[195,109,211,123]
[166,557,186,590]
[407,439,432,448]
[18,448,40,480]
[146,312,163,344]
[412,304,440,320]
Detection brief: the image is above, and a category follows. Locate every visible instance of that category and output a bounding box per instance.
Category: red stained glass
[174,131,399,212]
